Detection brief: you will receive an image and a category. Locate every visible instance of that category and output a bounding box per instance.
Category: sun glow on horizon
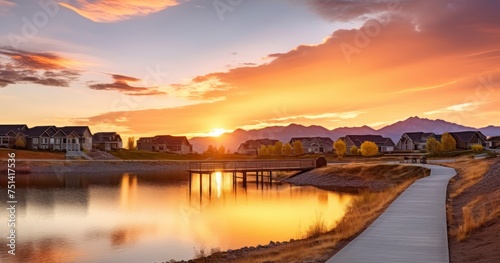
[208,128,227,137]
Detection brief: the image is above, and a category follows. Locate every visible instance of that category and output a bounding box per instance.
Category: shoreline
[177,164,430,263]
[2,159,190,175]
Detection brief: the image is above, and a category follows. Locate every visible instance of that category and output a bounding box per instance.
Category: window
[41,138,48,144]
[55,138,60,144]
[50,138,54,144]
[33,138,39,144]
[62,138,67,143]
[1,137,8,144]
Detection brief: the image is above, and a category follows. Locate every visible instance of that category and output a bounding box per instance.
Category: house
[341,135,396,153]
[24,126,88,151]
[0,124,27,148]
[137,135,192,154]
[237,139,279,155]
[289,137,334,154]
[24,126,58,150]
[58,126,93,151]
[92,132,123,151]
[449,131,487,149]
[24,126,80,151]
[486,136,500,148]
[397,132,436,151]
[137,137,155,151]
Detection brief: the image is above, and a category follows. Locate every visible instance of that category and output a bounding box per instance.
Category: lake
[0,172,354,263]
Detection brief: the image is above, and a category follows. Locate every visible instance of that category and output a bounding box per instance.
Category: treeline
[257,141,304,156]
[333,139,379,159]
[426,132,483,154]
[204,145,229,155]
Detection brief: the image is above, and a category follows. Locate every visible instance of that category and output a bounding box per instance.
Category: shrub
[360,141,378,156]
[470,144,483,152]
[350,146,358,155]
[333,139,347,160]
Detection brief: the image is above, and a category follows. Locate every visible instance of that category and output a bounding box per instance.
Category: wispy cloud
[271,111,362,121]
[392,80,459,94]
[0,0,15,13]
[88,73,166,96]
[424,102,479,115]
[0,47,80,88]
[58,0,180,22]
[169,76,230,100]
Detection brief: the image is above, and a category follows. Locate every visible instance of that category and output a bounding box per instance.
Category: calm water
[0,172,353,263]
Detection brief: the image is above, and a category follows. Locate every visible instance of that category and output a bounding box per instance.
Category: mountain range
[189,116,500,153]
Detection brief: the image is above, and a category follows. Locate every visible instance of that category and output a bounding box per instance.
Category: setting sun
[208,128,227,137]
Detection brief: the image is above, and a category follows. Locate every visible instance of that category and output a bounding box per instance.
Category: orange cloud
[88,73,166,96]
[0,47,81,87]
[59,0,179,22]
[79,0,500,136]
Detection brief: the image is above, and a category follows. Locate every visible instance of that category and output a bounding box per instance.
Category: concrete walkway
[327,164,456,263]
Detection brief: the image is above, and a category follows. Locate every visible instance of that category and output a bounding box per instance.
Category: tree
[205,145,216,155]
[218,145,226,155]
[293,140,304,155]
[350,146,358,155]
[360,141,378,156]
[426,137,442,154]
[14,135,26,149]
[471,144,483,152]
[333,139,347,160]
[273,141,283,155]
[127,137,135,150]
[283,143,293,156]
[267,145,274,155]
[258,145,268,156]
[441,133,457,152]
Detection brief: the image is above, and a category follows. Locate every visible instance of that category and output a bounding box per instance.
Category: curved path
[327,164,456,263]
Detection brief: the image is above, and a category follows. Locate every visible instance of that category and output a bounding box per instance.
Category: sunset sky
[1,0,499,139]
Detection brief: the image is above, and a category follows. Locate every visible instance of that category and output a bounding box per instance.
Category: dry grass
[195,167,428,263]
[303,212,328,238]
[455,192,500,241]
[444,159,489,198]
[0,148,66,160]
[312,163,429,182]
[445,159,500,242]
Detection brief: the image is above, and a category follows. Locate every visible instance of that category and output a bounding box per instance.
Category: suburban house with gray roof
[449,131,487,149]
[341,135,396,153]
[397,132,436,151]
[0,124,27,148]
[58,126,93,151]
[24,126,83,151]
[289,137,334,153]
[92,132,123,151]
[238,139,279,155]
[487,136,500,148]
[137,135,192,154]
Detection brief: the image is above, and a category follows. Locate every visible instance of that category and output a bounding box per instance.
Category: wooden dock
[188,159,321,173]
[187,158,326,188]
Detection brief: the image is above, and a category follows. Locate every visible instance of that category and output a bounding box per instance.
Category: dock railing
[188,159,316,173]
